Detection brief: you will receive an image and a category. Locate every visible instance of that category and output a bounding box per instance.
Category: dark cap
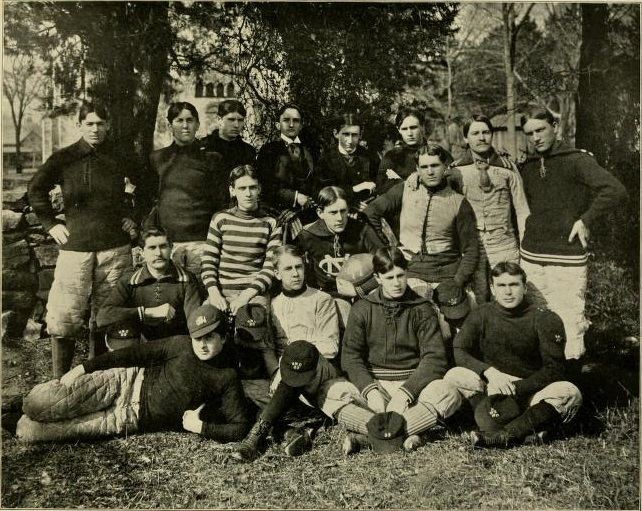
[280,340,319,388]
[433,280,470,320]
[474,394,521,433]
[235,303,268,348]
[106,320,141,341]
[366,411,406,453]
[188,304,226,338]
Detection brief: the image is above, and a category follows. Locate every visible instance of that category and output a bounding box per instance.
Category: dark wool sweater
[256,139,317,210]
[341,287,448,402]
[453,301,567,396]
[83,336,250,442]
[202,130,256,174]
[520,142,627,264]
[28,138,138,252]
[96,263,203,340]
[317,146,378,203]
[376,142,421,194]
[148,142,227,242]
[296,217,384,294]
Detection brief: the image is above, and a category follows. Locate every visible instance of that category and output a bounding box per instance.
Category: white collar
[281,134,301,145]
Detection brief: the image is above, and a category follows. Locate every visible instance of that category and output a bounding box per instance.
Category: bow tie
[288,143,302,161]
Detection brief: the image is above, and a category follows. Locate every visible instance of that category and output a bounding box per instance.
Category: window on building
[226,83,235,97]
[205,83,215,97]
[195,80,204,98]
[216,83,225,98]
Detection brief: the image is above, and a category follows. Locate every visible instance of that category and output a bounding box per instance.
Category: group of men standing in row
[15,98,626,456]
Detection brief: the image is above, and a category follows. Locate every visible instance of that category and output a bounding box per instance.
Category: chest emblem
[319,254,349,277]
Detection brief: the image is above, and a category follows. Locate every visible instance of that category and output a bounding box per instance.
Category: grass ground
[1,333,639,509]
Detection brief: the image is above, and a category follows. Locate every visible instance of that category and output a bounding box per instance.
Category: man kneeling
[16,304,251,443]
[444,261,583,448]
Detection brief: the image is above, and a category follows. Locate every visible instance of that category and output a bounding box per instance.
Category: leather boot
[51,337,76,378]
[232,419,273,462]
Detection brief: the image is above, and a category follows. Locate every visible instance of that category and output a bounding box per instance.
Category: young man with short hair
[201,164,282,377]
[341,247,462,453]
[96,228,202,341]
[444,262,583,448]
[28,102,140,377]
[145,102,227,281]
[256,103,317,219]
[365,143,479,308]
[519,108,627,359]
[16,304,251,444]
[270,245,340,361]
[447,114,530,303]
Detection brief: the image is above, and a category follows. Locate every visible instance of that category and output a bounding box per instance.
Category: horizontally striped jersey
[202,207,282,294]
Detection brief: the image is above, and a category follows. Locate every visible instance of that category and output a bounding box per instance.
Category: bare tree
[501,2,533,158]
[3,54,48,172]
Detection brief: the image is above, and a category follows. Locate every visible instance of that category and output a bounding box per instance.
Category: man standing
[28,102,138,377]
[519,108,626,359]
[448,114,530,303]
[256,103,317,221]
[146,102,227,281]
[341,247,462,452]
[445,262,583,448]
[97,228,202,341]
[365,143,479,301]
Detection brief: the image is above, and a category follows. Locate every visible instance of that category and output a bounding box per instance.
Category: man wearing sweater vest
[444,262,583,448]
[365,143,479,314]
[28,102,140,378]
[448,114,530,303]
[202,164,282,378]
[145,102,227,281]
[96,228,202,341]
[519,108,626,359]
[341,247,462,453]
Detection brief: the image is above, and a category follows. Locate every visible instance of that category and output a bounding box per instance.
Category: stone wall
[2,189,60,342]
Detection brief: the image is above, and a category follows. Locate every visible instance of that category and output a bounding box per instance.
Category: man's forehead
[82,113,108,124]
[144,235,169,247]
[280,108,301,119]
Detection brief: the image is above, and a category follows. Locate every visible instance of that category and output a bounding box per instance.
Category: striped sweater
[202,207,282,294]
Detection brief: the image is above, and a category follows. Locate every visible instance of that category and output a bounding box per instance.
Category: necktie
[342,152,355,166]
[288,143,302,162]
[333,234,343,257]
[475,159,492,192]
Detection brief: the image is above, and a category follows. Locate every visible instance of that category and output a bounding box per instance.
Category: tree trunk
[575,4,610,163]
[502,4,517,159]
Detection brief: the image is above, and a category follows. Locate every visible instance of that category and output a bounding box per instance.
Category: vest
[399,174,464,255]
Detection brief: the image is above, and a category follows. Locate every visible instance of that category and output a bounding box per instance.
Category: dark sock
[260,382,301,424]
[505,402,560,441]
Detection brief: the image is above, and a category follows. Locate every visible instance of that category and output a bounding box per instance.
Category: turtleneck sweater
[201,206,282,295]
[149,141,227,242]
[453,300,567,396]
[271,285,340,359]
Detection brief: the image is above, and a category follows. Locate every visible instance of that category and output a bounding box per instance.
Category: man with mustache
[97,228,202,342]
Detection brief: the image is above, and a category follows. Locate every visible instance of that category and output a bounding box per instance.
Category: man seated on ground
[202,164,282,379]
[270,245,340,362]
[232,340,370,461]
[16,304,252,444]
[296,186,384,297]
[444,261,583,448]
[340,247,462,453]
[97,228,202,341]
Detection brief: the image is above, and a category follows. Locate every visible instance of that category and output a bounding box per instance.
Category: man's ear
[229,185,235,198]
[374,274,382,286]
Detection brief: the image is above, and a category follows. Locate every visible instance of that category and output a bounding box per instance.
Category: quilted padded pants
[16,367,143,443]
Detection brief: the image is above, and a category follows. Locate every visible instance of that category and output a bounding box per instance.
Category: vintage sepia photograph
[1,1,639,508]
